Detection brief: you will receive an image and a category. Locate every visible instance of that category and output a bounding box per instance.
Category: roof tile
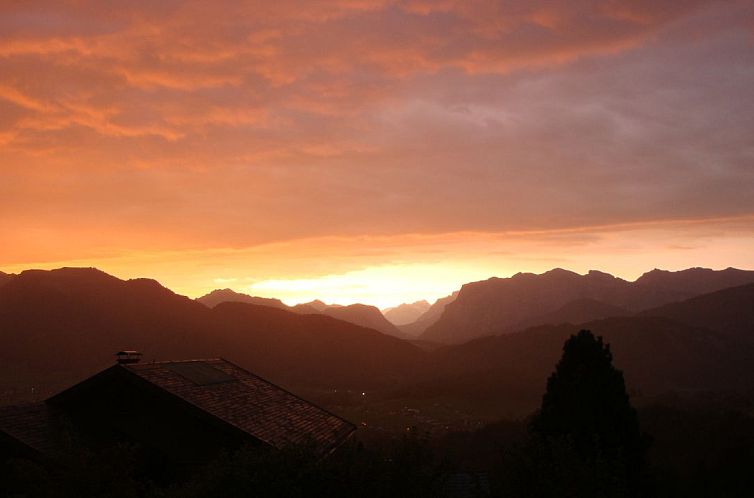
[125,359,354,454]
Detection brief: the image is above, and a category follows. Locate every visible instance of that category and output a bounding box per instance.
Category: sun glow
[246,263,491,309]
[3,216,754,308]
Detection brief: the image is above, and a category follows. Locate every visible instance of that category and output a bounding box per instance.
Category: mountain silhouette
[515,298,631,330]
[197,290,404,338]
[420,268,754,344]
[410,315,754,416]
[639,282,754,344]
[0,268,423,402]
[0,271,13,289]
[634,267,754,297]
[3,267,754,420]
[197,288,289,310]
[383,300,430,326]
[409,282,754,413]
[304,303,406,338]
[296,299,330,312]
[398,291,459,337]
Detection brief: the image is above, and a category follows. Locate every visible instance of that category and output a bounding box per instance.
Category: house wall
[0,431,38,462]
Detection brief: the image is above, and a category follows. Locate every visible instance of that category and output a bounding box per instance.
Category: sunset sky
[1,1,753,307]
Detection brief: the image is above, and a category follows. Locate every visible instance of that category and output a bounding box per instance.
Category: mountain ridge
[399,291,459,337]
[196,289,404,338]
[383,300,431,326]
[4,266,754,418]
[197,288,289,310]
[420,267,754,344]
[0,268,424,402]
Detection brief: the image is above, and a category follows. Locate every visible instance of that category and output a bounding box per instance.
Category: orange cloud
[1,0,753,299]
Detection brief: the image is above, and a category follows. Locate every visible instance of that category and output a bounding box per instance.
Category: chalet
[0,355,355,474]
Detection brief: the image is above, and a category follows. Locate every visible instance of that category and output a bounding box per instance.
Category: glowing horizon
[4,214,754,309]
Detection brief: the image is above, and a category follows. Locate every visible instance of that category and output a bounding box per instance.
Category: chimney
[116,351,143,365]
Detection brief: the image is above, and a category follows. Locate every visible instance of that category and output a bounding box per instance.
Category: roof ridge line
[127,358,223,367]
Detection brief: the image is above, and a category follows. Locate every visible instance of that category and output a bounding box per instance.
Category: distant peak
[22,266,102,275]
[635,268,669,280]
[202,288,250,298]
[637,267,706,280]
[128,277,169,289]
[196,288,288,310]
[19,267,121,283]
[343,303,371,310]
[542,268,579,278]
[586,269,617,280]
[302,299,330,311]
[511,268,580,280]
[587,269,612,276]
[430,291,458,306]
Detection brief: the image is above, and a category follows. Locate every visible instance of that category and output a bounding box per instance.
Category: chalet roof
[3,359,354,460]
[121,358,355,454]
[0,403,60,457]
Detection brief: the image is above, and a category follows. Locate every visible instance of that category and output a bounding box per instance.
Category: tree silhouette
[522,330,648,497]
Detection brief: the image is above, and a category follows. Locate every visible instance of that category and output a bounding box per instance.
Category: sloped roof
[0,403,60,457]
[122,359,355,454]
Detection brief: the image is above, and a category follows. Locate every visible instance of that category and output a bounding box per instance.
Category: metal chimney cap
[115,351,143,364]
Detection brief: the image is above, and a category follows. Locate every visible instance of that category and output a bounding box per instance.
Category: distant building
[0,357,355,473]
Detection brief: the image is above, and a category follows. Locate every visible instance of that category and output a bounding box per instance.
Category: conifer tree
[527,330,647,496]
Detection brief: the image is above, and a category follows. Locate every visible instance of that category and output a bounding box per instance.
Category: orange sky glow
[1,1,753,307]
